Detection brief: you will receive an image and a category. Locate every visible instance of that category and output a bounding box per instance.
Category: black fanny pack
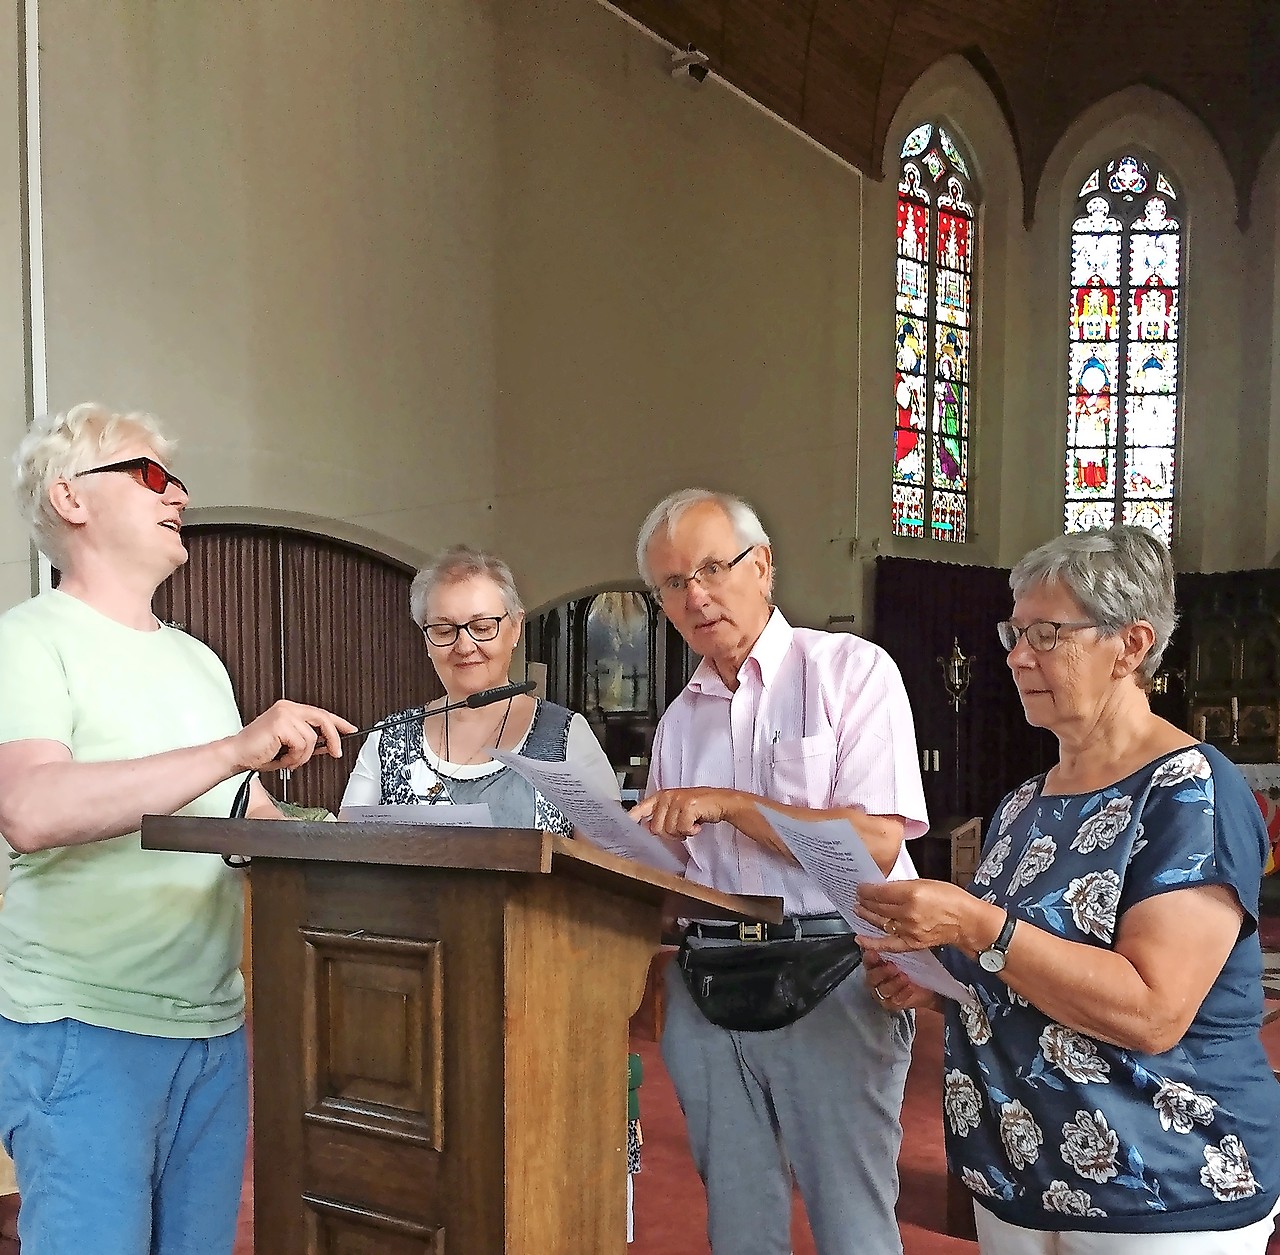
[677,932,863,1032]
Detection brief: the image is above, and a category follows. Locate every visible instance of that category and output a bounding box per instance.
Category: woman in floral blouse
[859,525,1280,1253]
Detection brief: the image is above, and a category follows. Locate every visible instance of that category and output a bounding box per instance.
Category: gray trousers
[662,955,913,1255]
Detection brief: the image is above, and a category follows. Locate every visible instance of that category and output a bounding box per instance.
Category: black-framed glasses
[997,619,1096,653]
[75,456,188,498]
[653,546,756,602]
[421,613,509,648]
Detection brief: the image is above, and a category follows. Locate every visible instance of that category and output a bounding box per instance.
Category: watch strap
[987,912,1016,958]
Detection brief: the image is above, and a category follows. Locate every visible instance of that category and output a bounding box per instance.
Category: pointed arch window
[892,123,978,542]
[1066,154,1182,542]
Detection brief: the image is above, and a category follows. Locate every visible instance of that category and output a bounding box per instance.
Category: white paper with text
[337,803,494,827]
[491,749,686,875]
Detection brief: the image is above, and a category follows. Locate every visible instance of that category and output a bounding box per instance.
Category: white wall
[492,0,865,624]
[35,0,501,561]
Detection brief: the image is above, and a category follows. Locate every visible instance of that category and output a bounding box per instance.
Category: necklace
[442,696,514,766]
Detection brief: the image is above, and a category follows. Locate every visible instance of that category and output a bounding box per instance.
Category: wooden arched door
[154,525,442,811]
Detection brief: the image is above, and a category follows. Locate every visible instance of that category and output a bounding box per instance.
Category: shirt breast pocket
[768,731,837,807]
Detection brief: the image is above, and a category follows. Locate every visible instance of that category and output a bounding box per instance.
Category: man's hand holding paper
[490,748,687,875]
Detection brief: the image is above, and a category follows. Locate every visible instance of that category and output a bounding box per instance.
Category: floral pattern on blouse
[941,745,1280,1234]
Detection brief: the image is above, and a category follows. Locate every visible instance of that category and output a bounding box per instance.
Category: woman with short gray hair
[342,543,617,829]
[858,524,1280,1252]
[1008,525,1178,686]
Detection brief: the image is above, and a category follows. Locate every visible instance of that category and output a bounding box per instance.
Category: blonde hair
[12,402,176,562]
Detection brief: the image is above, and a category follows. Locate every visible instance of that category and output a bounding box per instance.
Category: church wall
[492,0,865,626]
[27,0,501,590]
[0,0,1272,629]
[1251,131,1280,566]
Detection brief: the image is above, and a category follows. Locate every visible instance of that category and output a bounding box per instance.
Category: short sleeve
[565,714,620,801]
[1122,749,1267,936]
[340,731,385,809]
[0,616,74,749]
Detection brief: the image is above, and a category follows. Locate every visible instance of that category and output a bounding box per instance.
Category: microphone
[342,678,537,741]
[228,680,538,825]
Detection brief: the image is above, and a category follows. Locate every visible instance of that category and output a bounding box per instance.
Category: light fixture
[938,637,972,714]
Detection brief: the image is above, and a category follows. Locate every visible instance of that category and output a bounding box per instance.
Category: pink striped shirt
[647,609,928,914]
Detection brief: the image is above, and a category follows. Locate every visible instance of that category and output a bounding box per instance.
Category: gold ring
[886,920,898,937]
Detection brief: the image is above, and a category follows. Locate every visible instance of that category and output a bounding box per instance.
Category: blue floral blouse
[941,744,1280,1233]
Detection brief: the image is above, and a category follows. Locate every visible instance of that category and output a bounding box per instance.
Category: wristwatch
[978,912,1017,973]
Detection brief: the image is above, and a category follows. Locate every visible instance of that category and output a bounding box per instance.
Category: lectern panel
[304,1195,444,1255]
[304,1124,441,1223]
[302,929,444,1149]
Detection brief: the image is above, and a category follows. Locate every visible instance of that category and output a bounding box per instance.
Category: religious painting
[584,591,651,713]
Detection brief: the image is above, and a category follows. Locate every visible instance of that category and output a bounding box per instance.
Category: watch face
[978,949,1006,973]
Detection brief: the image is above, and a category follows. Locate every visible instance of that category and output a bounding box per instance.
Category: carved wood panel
[302,929,444,1149]
[305,1195,444,1255]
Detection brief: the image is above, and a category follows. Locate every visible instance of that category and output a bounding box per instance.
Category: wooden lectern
[142,818,781,1255]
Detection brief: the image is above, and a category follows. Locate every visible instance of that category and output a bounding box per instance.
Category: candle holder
[938,638,972,713]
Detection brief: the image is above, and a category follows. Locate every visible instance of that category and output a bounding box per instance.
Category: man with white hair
[630,488,928,1255]
[0,403,354,1255]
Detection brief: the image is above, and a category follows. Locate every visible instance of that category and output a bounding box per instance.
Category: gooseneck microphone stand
[228,679,537,821]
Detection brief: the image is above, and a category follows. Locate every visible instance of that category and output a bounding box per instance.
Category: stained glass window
[892,123,977,542]
[1066,154,1182,543]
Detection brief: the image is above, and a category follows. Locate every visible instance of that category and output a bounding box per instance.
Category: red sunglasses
[75,456,188,497]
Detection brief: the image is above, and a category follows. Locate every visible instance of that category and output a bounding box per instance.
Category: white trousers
[974,1197,1280,1255]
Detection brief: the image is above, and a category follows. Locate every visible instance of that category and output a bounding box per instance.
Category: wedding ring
[874,988,888,1003]
[886,920,899,937]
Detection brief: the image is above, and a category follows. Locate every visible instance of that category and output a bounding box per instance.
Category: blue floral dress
[941,744,1280,1234]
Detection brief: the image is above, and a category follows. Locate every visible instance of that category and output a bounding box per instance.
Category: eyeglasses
[653,547,756,602]
[421,613,509,648]
[997,619,1096,653]
[75,457,188,497]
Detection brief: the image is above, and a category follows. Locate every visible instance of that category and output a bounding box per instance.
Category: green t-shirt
[0,589,246,1037]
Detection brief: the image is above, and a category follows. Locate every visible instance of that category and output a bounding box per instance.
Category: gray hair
[635,488,772,587]
[409,544,524,625]
[13,402,176,562]
[1009,525,1177,683]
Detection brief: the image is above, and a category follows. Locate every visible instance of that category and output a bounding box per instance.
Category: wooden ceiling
[605,0,1280,224]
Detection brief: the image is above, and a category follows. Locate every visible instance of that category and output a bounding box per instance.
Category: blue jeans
[0,1016,248,1255]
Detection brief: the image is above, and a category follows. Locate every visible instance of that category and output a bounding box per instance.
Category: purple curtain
[872,556,1057,833]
